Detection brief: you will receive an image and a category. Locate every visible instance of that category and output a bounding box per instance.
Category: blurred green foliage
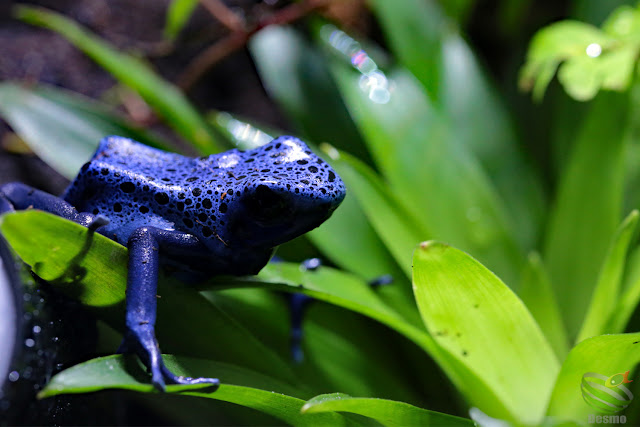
[2,0,640,425]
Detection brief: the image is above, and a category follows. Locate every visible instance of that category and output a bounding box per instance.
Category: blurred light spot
[8,371,19,382]
[217,113,272,149]
[321,24,391,104]
[32,325,41,334]
[25,338,35,348]
[586,43,602,58]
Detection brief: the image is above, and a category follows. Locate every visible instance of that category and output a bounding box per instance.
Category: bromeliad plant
[2,1,640,425]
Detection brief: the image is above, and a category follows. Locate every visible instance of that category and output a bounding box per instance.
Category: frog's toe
[151,367,167,392]
[161,365,220,389]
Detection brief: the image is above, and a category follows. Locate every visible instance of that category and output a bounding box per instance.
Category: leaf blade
[413,241,559,424]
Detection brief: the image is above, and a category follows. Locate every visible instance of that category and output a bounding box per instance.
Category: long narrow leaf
[302,393,474,427]
[0,83,171,180]
[14,5,223,154]
[546,333,640,421]
[543,91,629,338]
[519,253,569,359]
[577,210,639,342]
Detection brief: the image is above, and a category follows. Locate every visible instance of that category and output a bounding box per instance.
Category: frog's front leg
[122,226,219,391]
[0,182,94,225]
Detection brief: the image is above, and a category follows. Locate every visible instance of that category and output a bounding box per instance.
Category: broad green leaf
[0,83,170,180]
[413,242,559,424]
[0,210,296,383]
[39,355,346,426]
[607,246,640,332]
[543,91,629,338]
[164,0,198,40]
[520,20,613,100]
[14,5,223,154]
[249,26,372,163]
[519,253,569,359]
[546,333,640,421]
[577,210,639,342]
[318,27,524,286]
[302,392,474,427]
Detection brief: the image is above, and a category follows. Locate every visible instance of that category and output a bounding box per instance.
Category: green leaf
[546,333,640,421]
[366,0,447,100]
[14,5,223,154]
[318,29,524,285]
[557,45,638,101]
[302,392,474,427]
[0,210,296,383]
[39,355,346,426]
[0,82,170,180]
[368,0,545,251]
[164,0,198,40]
[607,245,640,333]
[519,253,570,359]
[413,241,559,424]
[520,20,613,100]
[543,91,629,338]
[577,210,639,342]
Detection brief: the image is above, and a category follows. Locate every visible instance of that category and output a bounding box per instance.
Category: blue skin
[0,135,346,391]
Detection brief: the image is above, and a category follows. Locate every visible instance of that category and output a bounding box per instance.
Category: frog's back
[63,136,227,246]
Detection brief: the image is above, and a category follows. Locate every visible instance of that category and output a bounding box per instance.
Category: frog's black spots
[154,193,169,205]
[176,202,185,212]
[328,171,336,182]
[101,168,109,176]
[186,177,198,182]
[297,160,308,165]
[308,166,318,173]
[219,203,228,213]
[198,213,207,222]
[120,182,135,193]
[178,192,186,200]
[183,218,194,228]
[192,188,202,197]
[202,199,212,209]
[113,203,122,213]
[202,226,213,237]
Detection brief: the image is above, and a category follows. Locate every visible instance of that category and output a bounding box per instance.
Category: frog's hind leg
[121,226,219,391]
[0,182,94,225]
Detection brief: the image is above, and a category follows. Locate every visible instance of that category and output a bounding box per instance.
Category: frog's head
[226,136,346,249]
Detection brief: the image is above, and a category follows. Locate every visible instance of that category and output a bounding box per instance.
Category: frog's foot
[87,214,110,231]
[118,326,219,391]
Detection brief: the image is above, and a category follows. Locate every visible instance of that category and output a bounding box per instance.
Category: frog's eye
[245,185,291,222]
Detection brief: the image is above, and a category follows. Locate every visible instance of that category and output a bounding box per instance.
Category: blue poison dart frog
[0,135,346,391]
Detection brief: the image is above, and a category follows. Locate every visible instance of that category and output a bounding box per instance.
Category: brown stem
[199,0,245,32]
[177,0,332,93]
